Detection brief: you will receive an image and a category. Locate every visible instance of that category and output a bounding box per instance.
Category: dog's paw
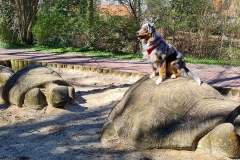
[156,78,163,85]
[149,73,156,78]
[170,74,176,79]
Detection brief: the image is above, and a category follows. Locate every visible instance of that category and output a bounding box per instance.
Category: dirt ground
[0,68,229,160]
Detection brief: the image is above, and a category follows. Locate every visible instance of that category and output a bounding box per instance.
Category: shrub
[0,18,17,43]
[81,15,139,53]
[32,0,83,47]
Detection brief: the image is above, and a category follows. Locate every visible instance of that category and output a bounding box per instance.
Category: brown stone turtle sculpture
[101,76,240,159]
[0,65,75,109]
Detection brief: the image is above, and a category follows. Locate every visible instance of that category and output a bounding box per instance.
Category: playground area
[0,68,225,160]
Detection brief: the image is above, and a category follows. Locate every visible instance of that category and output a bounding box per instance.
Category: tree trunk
[87,0,94,26]
[16,0,39,45]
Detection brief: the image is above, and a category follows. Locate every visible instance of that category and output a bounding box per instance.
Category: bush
[33,2,140,53]
[81,15,139,53]
[0,18,17,43]
[32,0,83,47]
[32,13,81,47]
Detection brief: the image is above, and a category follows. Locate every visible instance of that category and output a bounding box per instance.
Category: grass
[1,42,240,66]
[32,46,143,60]
[184,57,240,66]
[0,42,142,60]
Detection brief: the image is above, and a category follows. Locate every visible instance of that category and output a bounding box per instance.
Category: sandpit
[0,68,226,160]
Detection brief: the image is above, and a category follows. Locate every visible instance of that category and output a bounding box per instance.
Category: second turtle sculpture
[0,65,75,109]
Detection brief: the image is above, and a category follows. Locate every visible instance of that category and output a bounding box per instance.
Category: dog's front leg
[150,62,158,78]
[156,60,166,85]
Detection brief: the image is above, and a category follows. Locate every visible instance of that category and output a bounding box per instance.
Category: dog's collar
[147,39,162,55]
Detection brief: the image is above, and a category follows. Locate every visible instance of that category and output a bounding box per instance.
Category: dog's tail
[181,68,201,85]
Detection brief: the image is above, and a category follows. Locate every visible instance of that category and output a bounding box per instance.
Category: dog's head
[136,21,156,40]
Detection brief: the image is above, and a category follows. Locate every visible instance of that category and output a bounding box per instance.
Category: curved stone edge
[0,59,145,78]
[1,58,239,98]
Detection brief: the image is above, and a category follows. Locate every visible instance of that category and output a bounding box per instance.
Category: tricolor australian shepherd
[137,21,201,85]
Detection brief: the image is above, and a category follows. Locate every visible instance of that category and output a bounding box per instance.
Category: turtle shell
[2,65,72,107]
[101,76,240,150]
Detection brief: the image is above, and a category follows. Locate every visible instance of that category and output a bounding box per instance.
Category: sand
[0,68,226,160]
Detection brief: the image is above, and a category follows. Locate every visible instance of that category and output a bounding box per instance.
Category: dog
[136,20,201,85]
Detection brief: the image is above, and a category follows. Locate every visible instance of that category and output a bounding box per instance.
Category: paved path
[0,48,240,89]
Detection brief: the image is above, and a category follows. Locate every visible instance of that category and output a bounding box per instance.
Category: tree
[87,0,95,25]
[0,0,39,44]
[16,0,39,44]
[118,0,145,20]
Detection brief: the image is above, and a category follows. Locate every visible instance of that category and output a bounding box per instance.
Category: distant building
[98,0,131,16]
[98,5,131,16]
[214,0,238,18]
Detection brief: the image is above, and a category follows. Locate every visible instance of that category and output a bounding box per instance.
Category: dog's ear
[147,22,156,33]
[140,20,148,27]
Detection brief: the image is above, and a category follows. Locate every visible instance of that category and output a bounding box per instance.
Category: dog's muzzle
[136,31,139,36]
[136,31,141,40]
